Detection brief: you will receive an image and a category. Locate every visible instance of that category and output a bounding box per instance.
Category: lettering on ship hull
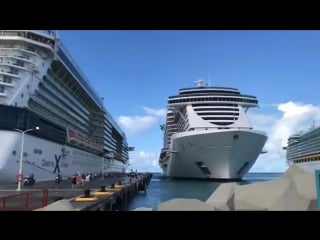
[42,159,54,168]
[53,155,61,174]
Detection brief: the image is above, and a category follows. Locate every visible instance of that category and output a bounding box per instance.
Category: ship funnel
[194,79,208,87]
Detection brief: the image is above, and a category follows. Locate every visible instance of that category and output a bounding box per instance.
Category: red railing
[0,189,48,211]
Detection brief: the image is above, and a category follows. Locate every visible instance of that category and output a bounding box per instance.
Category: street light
[14,126,40,191]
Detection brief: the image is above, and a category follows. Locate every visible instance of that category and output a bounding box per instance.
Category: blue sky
[58,30,320,173]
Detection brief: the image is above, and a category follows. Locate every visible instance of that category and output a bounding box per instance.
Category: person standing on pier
[72,174,77,189]
[76,172,81,188]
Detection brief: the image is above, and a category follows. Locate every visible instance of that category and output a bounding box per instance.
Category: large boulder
[282,165,317,210]
[282,165,308,179]
[36,199,75,211]
[157,198,213,211]
[234,176,315,211]
[206,182,238,211]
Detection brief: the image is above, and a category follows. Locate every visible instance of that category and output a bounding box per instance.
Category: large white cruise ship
[0,30,131,183]
[284,123,320,173]
[159,79,268,180]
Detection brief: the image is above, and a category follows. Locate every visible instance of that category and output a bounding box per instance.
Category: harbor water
[124,172,283,211]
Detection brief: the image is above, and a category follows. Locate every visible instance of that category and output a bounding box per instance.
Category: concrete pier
[0,173,152,211]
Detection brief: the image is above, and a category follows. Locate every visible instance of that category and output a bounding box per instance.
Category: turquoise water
[124,172,283,211]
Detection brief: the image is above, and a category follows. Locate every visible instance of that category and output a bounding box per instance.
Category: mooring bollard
[111,183,115,189]
[100,186,106,192]
[84,189,91,198]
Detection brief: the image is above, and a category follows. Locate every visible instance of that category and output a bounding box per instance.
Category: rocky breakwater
[134,165,318,211]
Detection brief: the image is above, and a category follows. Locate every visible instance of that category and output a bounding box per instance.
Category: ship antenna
[194,78,208,87]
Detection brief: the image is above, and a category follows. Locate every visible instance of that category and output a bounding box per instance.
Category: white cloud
[118,115,157,135]
[142,106,166,117]
[249,101,320,172]
[247,112,278,130]
[128,150,160,172]
[117,106,166,135]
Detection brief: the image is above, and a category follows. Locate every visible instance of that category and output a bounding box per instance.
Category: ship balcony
[0,87,7,97]
[0,54,33,64]
[19,48,39,57]
[0,70,20,78]
[89,132,104,138]
[90,121,104,127]
[89,114,103,121]
[0,62,28,71]
[0,82,14,88]
[0,31,55,52]
[0,47,39,57]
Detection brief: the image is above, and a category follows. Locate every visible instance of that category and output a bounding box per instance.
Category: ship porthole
[233,135,239,140]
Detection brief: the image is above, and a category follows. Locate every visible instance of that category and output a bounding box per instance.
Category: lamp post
[14,126,40,191]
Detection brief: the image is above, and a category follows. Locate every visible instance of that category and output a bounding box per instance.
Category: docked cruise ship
[284,123,320,173]
[159,79,268,180]
[0,30,131,183]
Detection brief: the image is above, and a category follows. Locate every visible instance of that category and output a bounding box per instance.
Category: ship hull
[160,129,267,179]
[288,162,320,173]
[0,130,127,184]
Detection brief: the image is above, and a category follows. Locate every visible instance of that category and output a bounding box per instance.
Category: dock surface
[0,173,152,211]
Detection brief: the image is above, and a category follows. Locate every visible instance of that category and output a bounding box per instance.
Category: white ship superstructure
[159,79,267,180]
[284,124,320,173]
[0,30,130,183]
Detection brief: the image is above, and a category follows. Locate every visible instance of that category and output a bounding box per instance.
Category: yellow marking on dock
[74,197,98,202]
[69,196,81,201]
[92,191,113,196]
[106,188,121,191]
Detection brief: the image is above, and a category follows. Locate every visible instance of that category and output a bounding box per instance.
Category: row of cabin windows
[193,103,238,107]
[0,51,30,60]
[194,107,239,111]
[0,58,25,67]
[169,97,257,104]
[15,31,55,47]
[1,75,13,84]
[188,127,231,130]
[196,112,240,116]
[210,122,233,125]
[12,149,42,156]
[179,90,239,95]
[0,105,67,144]
[202,117,238,120]
[72,149,93,158]
[293,157,320,163]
